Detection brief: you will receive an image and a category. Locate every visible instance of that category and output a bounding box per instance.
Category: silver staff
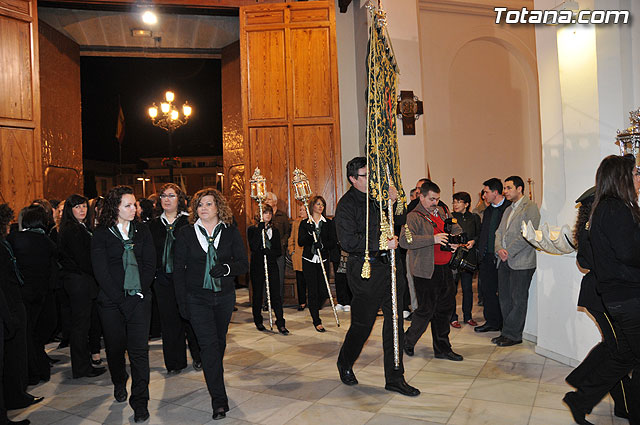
[250,168,273,330]
[386,165,400,370]
[292,168,340,327]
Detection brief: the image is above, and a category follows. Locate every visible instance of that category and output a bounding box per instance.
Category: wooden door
[0,0,42,213]
[240,0,342,222]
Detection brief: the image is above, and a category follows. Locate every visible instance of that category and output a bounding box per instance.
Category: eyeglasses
[159,194,177,199]
[357,174,367,178]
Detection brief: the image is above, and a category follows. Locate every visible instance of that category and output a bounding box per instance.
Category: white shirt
[116,222,131,240]
[194,218,225,253]
[160,211,188,226]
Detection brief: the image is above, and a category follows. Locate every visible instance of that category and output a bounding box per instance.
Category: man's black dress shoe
[9,419,31,424]
[212,408,226,420]
[27,396,44,407]
[491,335,506,344]
[337,363,358,386]
[434,351,463,361]
[86,366,106,378]
[256,323,266,331]
[167,368,182,376]
[474,324,501,333]
[385,379,420,397]
[496,338,522,347]
[114,386,128,403]
[278,326,290,335]
[91,358,102,366]
[403,345,414,357]
[134,408,150,423]
[563,392,594,425]
[193,361,203,371]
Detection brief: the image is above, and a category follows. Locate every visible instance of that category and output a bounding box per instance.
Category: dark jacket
[58,221,94,276]
[248,224,281,266]
[7,231,58,301]
[91,222,156,306]
[0,238,24,316]
[335,186,402,255]
[590,197,640,301]
[149,214,189,271]
[575,220,604,311]
[173,223,248,304]
[298,217,336,263]
[452,211,481,244]
[476,199,511,262]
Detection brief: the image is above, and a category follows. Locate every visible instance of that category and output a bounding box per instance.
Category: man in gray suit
[493,176,540,347]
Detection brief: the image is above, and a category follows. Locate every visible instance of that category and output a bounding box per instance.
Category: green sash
[198,224,223,291]
[109,223,141,296]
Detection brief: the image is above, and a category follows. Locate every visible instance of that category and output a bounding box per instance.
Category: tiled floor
[9,288,627,424]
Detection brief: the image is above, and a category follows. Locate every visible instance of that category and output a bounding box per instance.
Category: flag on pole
[115,102,125,144]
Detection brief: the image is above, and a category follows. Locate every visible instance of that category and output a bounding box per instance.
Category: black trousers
[295,270,307,306]
[250,261,284,328]
[55,286,72,343]
[572,297,640,423]
[566,309,634,417]
[479,256,502,328]
[451,270,474,322]
[98,294,152,410]
[188,292,235,412]
[3,303,33,410]
[405,265,455,355]
[23,294,50,382]
[89,300,102,355]
[338,256,406,384]
[154,272,201,371]
[64,273,96,378]
[34,289,57,347]
[333,267,352,306]
[302,261,330,326]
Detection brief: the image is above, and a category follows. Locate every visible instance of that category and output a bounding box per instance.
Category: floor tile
[478,360,544,382]
[408,371,475,398]
[379,392,461,423]
[317,384,394,413]
[465,378,539,406]
[285,403,374,425]
[226,393,311,425]
[263,374,341,401]
[447,398,532,425]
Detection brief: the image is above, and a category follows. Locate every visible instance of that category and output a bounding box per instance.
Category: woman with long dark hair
[248,204,288,334]
[563,155,640,424]
[298,195,336,332]
[0,204,44,414]
[91,186,155,423]
[58,194,107,379]
[7,205,57,385]
[173,188,248,421]
[149,183,201,374]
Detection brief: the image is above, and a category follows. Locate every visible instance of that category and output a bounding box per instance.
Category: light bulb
[142,11,157,25]
[170,109,179,120]
[148,106,158,118]
[160,102,170,113]
[165,91,175,102]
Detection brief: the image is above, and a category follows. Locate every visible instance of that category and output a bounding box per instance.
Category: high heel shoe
[315,325,325,333]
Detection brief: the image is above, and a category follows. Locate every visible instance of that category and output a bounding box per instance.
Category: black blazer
[298,217,336,263]
[173,223,248,304]
[91,222,156,306]
[6,231,57,301]
[0,238,24,314]
[149,214,190,271]
[58,221,94,276]
[575,223,604,312]
[248,224,281,265]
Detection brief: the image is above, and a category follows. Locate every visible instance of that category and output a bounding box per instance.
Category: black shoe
[337,363,358,386]
[563,392,594,425]
[91,358,102,366]
[256,323,266,331]
[212,408,226,420]
[385,379,420,397]
[403,345,414,357]
[315,325,326,333]
[491,335,506,344]
[233,306,238,311]
[9,419,31,424]
[114,386,128,403]
[26,396,44,407]
[167,368,182,376]
[193,361,203,371]
[278,326,290,335]
[134,408,150,423]
[262,304,268,312]
[82,366,106,378]
[496,338,522,347]
[474,324,501,333]
[297,305,304,311]
[435,351,464,361]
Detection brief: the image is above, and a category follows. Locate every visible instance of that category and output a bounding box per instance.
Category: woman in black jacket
[0,204,44,415]
[91,186,155,423]
[173,188,248,421]
[58,194,106,379]
[149,183,201,374]
[298,196,336,332]
[7,205,57,385]
[247,204,287,334]
[450,191,481,328]
[563,155,640,424]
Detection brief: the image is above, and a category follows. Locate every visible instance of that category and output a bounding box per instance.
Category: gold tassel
[361,252,371,279]
[404,224,413,244]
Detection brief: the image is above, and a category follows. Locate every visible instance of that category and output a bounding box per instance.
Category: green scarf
[198,224,223,291]
[1,239,25,286]
[109,222,141,296]
[161,217,176,274]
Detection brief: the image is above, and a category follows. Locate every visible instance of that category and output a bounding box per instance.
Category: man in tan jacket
[399,181,463,361]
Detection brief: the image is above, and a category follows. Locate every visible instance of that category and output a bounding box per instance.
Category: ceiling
[38,7,239,52]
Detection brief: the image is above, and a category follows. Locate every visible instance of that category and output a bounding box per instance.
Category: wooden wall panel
[0,0,42,213]
[292,125,336,216]
[246,30,287,121]
[0,15,33,121]
[248,126,289,218]
[291,28,331,119]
